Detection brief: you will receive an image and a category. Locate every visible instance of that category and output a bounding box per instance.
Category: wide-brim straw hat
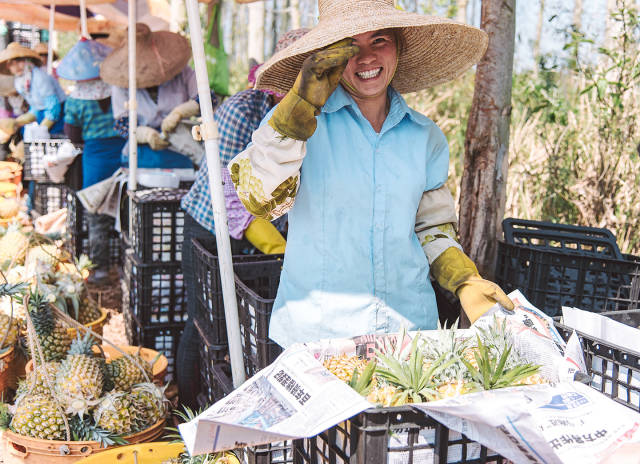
[0,75,16,97]
[57,38,112,81]
[33,42,58,61]
[256,0,488,95]
[0,43,43,75]
[99,23,191,88]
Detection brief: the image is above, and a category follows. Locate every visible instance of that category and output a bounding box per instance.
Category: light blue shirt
[269,85,450,347]
[15,66,66,121]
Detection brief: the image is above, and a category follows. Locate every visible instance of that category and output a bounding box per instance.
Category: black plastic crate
[24,138,69,182]
[194,316,231,408]
[296,407,502,464]
[130,188,187,263]
[495,241,640,316]
[7,23,42,48]
[502,218,622,258]
[556,318,640,412]
[123,302,184,382]
[192,237,280,347]
[72,231,123,267]
[234,259,284,377]
[123,248,186,326]
[33,182,70,215]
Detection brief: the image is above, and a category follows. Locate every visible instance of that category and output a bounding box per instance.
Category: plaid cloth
[181,89,274,236]
[64,97,120,140]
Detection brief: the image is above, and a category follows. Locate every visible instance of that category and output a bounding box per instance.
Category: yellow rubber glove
[268,39,359,141]
[161,99,200,135]
[15,113,36,127]
[431,247,514,324]
[40,118,55,129]
[244,218,286,254]
[136,126,169,151]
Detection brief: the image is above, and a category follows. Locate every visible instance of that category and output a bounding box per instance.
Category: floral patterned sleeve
[228,124,306,220]
[414,184,463,264]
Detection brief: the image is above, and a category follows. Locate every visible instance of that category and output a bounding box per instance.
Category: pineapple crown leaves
[69,414,128,448]
[0,281,28,299]
[375,333,456,404]
[376,327,413,361]
[75,255,95,272]
[67,331,97,357]
[165,405,201,443]
[348,360,376,396]
[461,335,541,390]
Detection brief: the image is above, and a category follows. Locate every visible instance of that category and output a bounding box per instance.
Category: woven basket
[2,419,166,464]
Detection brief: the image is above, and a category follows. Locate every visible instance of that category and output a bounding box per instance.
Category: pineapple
[366,384,400,407]
[129,383,168,429]
[25,244,62,275]
[15,361,60,398]
[106,350,154,392]
[461,335,542,391]
[323,355,368,383]
[27,290,72,362]
[0,197,19,218]
[55,333,104,414]
[69,414,127,448]
[93,391,139,435]
[0,225,28,265]
[375,334,455,405]
[0,312,18,348]
[10,395,67,440]
[78,291,101,325]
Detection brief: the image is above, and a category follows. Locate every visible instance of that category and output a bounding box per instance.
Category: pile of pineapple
[323,320,546,407]
[0,224,101,338]
[5,330,167,445]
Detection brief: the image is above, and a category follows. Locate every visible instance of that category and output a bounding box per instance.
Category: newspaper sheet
[179,291,640,463]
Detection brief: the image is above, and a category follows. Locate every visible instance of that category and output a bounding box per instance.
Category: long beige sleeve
[228,124,306,220]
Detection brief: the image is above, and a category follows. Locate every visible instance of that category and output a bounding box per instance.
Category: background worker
[100,23,198,169]
[176,28,308,409]
[58,38,125,284]
[0,42,66,135]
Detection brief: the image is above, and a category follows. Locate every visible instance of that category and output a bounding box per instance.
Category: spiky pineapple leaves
[461,335,541,391]
[0,281,28,298]
[348,360,376,396]
[376,334,455,404]
[69,414,128,448]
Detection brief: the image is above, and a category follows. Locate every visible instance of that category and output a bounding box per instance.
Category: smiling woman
[228,0,514,348]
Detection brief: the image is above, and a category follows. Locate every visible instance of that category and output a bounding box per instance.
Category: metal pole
[127,0,137,236]
[47,0,54,74]
[79,0,88,38]
[185,0,246,388]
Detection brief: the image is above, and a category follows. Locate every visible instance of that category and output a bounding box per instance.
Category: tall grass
[404,2,640,255]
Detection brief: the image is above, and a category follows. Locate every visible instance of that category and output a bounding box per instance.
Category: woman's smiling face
[341,29,398,98]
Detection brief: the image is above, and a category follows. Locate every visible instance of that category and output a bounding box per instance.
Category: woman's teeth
[356,68,381,79]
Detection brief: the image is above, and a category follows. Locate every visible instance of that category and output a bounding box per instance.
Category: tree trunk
[456,0,468,23]
[290,0,301,29]
[248,1,265,62]
[533,0,545,60]
[573,0,582,30]
[459,0,516,278]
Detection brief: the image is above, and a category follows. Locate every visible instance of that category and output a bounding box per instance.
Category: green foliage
[0,402,11,429]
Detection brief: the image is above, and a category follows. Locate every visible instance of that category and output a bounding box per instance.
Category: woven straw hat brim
[256,11,487,95]
[99,29,191,88]
[0,43,43,75]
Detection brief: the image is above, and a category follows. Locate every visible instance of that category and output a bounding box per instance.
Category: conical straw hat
[0,43,43,75]
[99,23,191,88]
[256,0,488,95]
[33,42,58,61]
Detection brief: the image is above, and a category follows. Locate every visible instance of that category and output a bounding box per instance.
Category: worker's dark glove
[268,38,359,141]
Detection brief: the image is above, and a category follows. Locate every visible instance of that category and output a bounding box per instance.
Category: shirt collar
[322,85,429,128]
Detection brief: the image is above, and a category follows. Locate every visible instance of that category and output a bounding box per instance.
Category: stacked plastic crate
[121,188,189,380]
[24,137,81,216]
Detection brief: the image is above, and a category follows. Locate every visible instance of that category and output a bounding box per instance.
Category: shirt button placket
[372,140,386,304]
